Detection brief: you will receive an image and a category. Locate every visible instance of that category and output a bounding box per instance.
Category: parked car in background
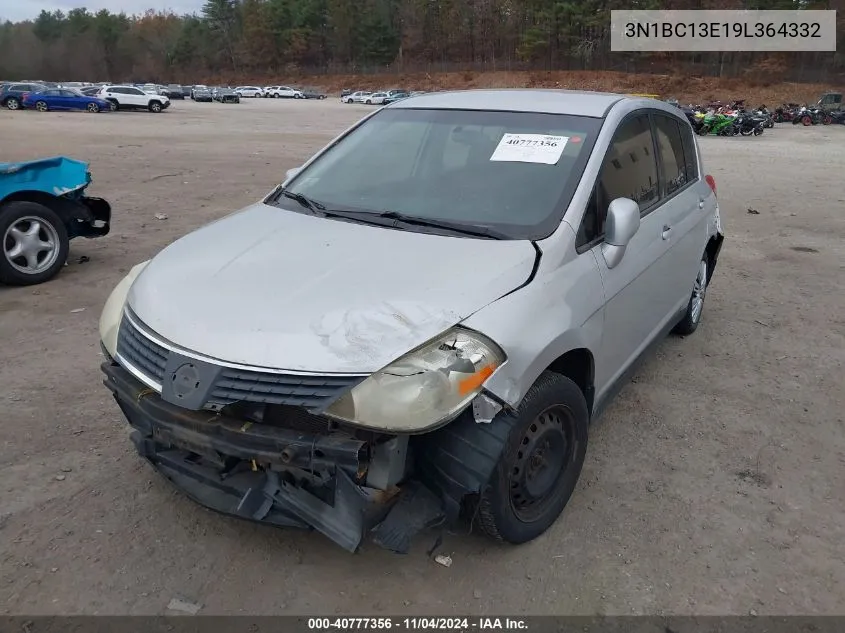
[98,85,170,112]
[1,82,47,110]
[192,88,213,102]
[342,90,371,104]
[96,90,724,554]
[163,85,185,100]
[190,85,208,99]
[235,86,264,98]
[383,90,410,104]
[364,92,389,105]
[79,86,102,97]
[212,87,240,103]
[23,88,113,113]
[301,88,327,100]
[266,85,303,99]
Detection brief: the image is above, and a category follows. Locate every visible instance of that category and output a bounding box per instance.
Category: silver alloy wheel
[87,102,99,112]
[35,101,47,112]
[690,259,708,323]
[7,98,20,110]
[3,215,61,275]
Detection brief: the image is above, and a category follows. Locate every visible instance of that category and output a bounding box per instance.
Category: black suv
[1,83,47,110]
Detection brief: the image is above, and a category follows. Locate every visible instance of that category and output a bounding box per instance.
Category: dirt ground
[0,98,843,616]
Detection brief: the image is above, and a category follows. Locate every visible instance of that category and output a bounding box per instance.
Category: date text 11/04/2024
[624,21,822,39]
[307,618,529,631]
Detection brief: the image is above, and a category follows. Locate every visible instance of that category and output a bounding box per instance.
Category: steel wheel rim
[3,215,61,275]
[36,101,47,112]
[691,260,708,324]
[509,405,575,522]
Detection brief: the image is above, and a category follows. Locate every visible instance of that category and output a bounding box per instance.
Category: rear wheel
[823,115,832,125]
[740,127,753,136]
[753,126,763,136]
[0,201,69,286]
[35,100,48,112]
[107,98,119,111]
[476,372,588,544]
[5,97,20,110]
[673,256,709,336]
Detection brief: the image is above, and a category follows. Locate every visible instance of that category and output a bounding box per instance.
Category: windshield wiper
[277,189,325,214]
[321,209,508,240]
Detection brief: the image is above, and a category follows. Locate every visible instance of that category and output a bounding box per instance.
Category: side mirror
[601,197,640,269]
[285,167,301,181]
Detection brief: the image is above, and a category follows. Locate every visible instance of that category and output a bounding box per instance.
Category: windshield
[278,108,602,240]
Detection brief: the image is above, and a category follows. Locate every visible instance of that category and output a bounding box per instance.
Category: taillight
[705,174,717,196]
[21,92,29,100]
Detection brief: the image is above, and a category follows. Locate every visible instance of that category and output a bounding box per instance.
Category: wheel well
[705,234,723,284]
[1,191,92,234]
[545,348,595,414]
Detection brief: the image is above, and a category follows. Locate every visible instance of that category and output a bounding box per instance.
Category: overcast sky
[0,0,205,22]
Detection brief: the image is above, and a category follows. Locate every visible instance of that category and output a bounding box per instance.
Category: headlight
[98,260,150,357]
[324,327,505,433]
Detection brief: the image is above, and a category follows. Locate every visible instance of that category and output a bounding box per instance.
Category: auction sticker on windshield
[489,133,569,164]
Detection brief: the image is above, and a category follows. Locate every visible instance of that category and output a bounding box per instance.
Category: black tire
[740,127,753,136]
[476,372,589,544]
[87,102,100,113]
[107,98,119,111]
[5,97,20,110]
[0,201,69,286]
[148,100,162,113]
[673,255,709,336]
[35,100,48,112]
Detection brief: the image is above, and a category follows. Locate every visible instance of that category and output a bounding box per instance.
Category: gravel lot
[1,98,843,616]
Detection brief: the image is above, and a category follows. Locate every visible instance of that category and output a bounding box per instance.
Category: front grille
[116,313,168,384]
[115,310,365,410]
[210,369,362,409]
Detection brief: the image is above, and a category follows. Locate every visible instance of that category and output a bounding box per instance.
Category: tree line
[0,0,841,84]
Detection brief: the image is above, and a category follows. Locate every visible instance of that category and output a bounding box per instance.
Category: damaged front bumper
[102,360,506,552]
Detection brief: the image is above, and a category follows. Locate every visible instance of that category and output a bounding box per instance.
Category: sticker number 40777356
[489,133,569,165]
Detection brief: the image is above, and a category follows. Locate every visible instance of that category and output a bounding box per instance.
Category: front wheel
[148,100,162,113]
[476,372,588,544]
[753,126,763,136]
[673,256,709,336]
[802,115,812,126]
[5,97,20,110]
[0,201,69,286]
[823,115,832,125]
[740,127,753,136]
[107,98,119,111]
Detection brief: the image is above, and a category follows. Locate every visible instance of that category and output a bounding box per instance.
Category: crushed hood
[128,203,537,373]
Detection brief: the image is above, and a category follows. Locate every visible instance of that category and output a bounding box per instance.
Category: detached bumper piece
[102,362,449,552]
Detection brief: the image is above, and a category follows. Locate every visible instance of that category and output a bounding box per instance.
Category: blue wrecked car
[0,156,110,286]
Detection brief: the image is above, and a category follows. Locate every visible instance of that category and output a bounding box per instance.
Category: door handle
[662,225,672,240]
[699,198,705,209]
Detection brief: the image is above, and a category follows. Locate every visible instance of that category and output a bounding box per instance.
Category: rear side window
[653,115,689,196]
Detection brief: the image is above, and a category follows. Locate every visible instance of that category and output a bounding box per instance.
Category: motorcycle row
[674,100,774,137]
[773,103,845,126]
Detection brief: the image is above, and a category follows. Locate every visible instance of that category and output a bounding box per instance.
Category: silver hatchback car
[99,90,724,553]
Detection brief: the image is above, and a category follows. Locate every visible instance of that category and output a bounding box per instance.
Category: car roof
[388,89,633,117]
